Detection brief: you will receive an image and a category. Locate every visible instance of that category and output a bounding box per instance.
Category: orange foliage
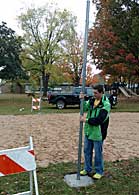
[112,63,128,73]
[86,65,94,86]
[91,75,100,85]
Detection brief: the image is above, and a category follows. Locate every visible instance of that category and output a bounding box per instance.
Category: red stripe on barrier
[32,106,40,110]
[28,150,35,155]
[32,98,40,102]
[0,155,26,175]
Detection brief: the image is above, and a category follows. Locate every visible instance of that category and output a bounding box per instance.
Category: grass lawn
[0,158,139,195]
[0,93,139,114]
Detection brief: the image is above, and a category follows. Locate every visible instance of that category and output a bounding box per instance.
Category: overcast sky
[0,0,99,74]
[0,0,96,35]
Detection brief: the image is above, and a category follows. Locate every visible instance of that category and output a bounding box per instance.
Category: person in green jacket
[80,84,111,179]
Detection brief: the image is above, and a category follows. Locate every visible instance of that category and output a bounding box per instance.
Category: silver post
[77,0,90,180]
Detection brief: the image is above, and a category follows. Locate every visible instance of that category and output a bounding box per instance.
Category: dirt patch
[0,113,139,167]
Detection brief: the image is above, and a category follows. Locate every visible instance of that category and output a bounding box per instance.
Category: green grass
[0,94,139,115]
[0,158,139,195]
[0,94,80,115]
[113,98,139,112]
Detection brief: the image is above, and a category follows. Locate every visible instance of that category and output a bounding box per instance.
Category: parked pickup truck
[47,86,117,109]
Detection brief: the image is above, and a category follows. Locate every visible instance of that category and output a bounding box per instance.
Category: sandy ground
[0,113,139,167]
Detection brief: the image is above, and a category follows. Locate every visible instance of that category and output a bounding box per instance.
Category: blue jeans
[84,135,104,175]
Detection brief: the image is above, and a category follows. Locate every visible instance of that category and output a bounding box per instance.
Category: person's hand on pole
[80,115,86,123]
[79,92,85,99]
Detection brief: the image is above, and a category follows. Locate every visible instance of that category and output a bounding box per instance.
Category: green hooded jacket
[83,95,111,141]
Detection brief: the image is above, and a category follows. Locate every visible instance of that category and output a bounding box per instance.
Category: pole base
[64,173,94,188]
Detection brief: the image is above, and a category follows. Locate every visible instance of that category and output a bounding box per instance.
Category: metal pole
[77,0,90,180]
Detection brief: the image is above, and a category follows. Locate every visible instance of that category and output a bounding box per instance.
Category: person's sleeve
[88,109,108,126]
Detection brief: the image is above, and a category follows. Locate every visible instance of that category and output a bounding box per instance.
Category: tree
[59,33,84,86]
[86,64,94,86]
[46,64,72,87]
[18,3,77,95]
[89,0,139,83]
[89,0,120,75]
[108,0,139,82]
[0,22,27,81]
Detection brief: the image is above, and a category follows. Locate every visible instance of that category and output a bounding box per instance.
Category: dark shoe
[87,171,94,177]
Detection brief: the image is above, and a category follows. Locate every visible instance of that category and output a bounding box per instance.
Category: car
[47,86,117,109]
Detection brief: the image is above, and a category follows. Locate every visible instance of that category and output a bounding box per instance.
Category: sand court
[0,112,139,167]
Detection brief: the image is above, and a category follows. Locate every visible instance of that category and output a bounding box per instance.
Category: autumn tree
[18,3,77,95]
[46,64,72,87]
[86,65,93,86]
[89,0,139,83]
[108,0,139,83]
[89,0,121,78]
[58,33,84,86]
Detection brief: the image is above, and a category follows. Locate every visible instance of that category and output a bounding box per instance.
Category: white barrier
[31,97,41,112]
[0,137,39,195]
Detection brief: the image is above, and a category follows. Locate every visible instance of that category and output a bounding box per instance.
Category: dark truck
[47,86,117,109]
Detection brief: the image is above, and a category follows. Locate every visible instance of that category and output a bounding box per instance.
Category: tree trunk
[43,73,50,96]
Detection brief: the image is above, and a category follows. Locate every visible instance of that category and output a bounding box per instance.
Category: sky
[0,0,99,74]
[0,0,96,35]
